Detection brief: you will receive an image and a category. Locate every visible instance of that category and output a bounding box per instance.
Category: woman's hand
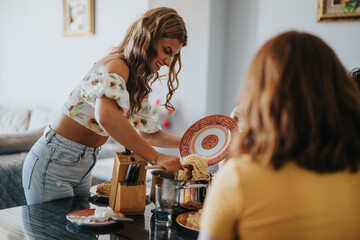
[95,96,183,171]
[154,152,184,173]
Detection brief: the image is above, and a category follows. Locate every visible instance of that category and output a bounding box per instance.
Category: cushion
[0,106,30,134]
[27,107,58,131]
[0,128,44,154]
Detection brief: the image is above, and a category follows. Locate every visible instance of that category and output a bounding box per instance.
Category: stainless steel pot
[150,170,212,209]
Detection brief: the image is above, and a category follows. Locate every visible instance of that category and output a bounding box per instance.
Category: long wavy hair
[351,67,360,89]
[109,7,187,117]
[233,31,360,173]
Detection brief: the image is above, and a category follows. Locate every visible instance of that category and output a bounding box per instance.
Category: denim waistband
[43,126,101,154]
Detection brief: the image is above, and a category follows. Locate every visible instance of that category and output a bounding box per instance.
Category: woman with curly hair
[199,31,360,239]
[22,7,187,204]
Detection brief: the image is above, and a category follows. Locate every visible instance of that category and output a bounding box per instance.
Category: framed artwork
[317,0,360,22]
[63,0,94,36]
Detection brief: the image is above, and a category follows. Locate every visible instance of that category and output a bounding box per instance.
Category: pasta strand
[175,154,210,180]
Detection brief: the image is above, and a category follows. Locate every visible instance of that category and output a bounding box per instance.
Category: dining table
[0,193,199,240]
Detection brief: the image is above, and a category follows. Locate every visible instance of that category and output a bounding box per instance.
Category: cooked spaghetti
[175,154,210,180]
[187,210,202,229]
[96,179,112,196]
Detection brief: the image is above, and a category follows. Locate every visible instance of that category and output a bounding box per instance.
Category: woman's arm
[95,96,183,172]
[139,130,181,148]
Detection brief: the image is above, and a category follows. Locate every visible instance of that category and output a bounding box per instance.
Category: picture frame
[317,0,360,22]
[63,0,94,36]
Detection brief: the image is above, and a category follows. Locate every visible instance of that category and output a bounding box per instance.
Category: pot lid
[179,114,238,166]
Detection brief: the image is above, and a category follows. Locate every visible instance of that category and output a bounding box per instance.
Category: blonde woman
[199,31,360,239]
[22,7,187,204]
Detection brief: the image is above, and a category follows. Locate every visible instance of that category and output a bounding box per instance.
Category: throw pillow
[0,106,30,134]
[0,128,44,154]
[27,107,58,131]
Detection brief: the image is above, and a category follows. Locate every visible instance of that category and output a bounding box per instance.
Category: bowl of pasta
[150,154,213,210]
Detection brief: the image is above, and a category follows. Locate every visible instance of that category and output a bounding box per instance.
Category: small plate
[66,209,125,227]
[179,114,238,165]
[176,210,200,232]
[89,185,109,198]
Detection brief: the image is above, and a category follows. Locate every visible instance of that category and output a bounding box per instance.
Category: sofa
[0,105,125,209]
[0,106,57,209]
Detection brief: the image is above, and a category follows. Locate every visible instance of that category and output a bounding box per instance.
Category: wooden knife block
[109,152,147,215]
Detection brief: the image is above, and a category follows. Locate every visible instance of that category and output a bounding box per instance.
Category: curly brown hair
[233,31,360,173]
[350,67,360,89]
[109,7,187,117]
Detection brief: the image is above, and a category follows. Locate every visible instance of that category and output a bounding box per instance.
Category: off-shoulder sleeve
[200,158,243,239]
[129,98,162,133]
[81,73,130,115]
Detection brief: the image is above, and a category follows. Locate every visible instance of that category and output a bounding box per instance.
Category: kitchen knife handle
[131,164,141,186]
[124,164,133,186]
[128,164,138,186]
[123,148,131,155]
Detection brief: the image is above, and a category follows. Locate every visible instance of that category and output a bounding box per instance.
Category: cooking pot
[150,170,213,209]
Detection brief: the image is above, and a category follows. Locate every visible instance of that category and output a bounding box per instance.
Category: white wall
[223,0,261,115]
[222,0,360,114]
[255,0,360,69]
[1,0,360,136]
[206,0,227,115]
[149,0,211,137]
[0,0,148,110]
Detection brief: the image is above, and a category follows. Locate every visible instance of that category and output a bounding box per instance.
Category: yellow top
[200,155,360,240]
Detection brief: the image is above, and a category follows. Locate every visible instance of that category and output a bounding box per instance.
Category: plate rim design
[66,208,124,226]
[176,210,200,232]
[179,114,238,165]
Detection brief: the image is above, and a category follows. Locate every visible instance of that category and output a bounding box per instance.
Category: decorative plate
[89,185,109,198]
[179,114,238,166]
[66,209,124,227]
[176,210,200,232]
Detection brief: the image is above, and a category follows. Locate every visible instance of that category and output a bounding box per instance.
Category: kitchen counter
[0,194,199,240]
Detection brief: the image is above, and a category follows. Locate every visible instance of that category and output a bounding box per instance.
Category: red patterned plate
[179,114,238,166]
[66,209,125,227]
[176,210,200,231]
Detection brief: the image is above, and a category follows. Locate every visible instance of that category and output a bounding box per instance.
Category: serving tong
[145,163,191,170]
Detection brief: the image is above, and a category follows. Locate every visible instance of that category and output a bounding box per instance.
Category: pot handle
[175,184,208,189]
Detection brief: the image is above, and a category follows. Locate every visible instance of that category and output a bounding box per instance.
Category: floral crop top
[62,72,162,136]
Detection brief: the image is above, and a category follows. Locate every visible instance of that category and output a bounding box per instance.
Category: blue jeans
[22,127,100,204]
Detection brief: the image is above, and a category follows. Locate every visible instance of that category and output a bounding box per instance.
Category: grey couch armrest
[0,152,28,209]
[0,128,43,155]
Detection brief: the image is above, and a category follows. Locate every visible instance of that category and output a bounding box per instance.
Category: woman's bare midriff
[51,114,109,147]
